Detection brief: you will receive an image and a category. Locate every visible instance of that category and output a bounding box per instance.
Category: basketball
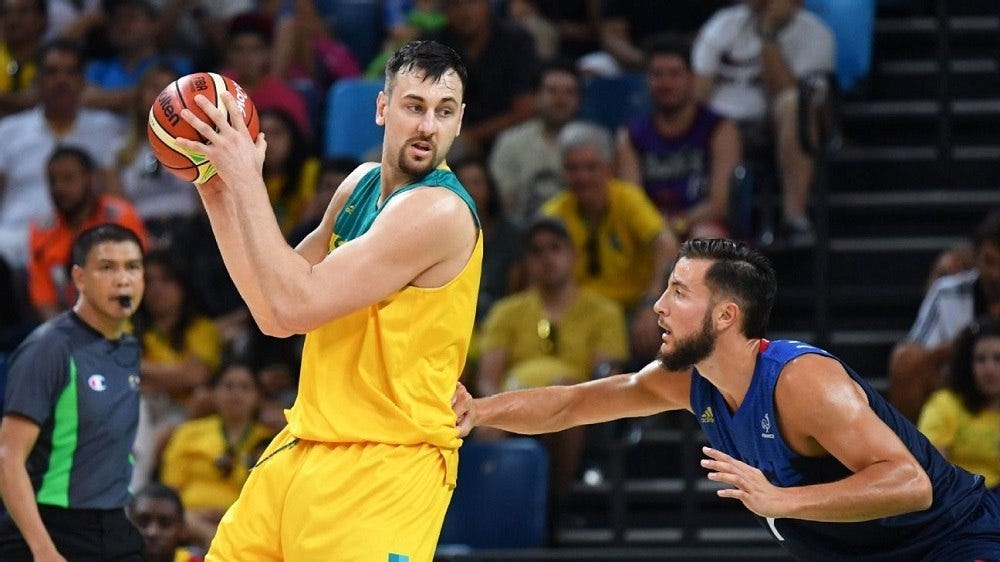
[147,72,260,184]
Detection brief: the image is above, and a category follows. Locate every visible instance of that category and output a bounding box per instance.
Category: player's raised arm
[471,360,693,436]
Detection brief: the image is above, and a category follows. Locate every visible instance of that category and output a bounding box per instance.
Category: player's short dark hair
[49,145,95,173]
[71,224,144,268]
[385,40,468,99]
[644,34,692,71]
[678,239,776,338]
[129,483,184,519]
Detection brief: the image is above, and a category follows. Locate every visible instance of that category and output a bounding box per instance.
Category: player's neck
[696,335,760,412]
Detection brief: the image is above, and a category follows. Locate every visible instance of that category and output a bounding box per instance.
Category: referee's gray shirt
[3,311,140,509]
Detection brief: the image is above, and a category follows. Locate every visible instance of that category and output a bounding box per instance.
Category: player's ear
[716,301,739,330]
[375,91,387,126]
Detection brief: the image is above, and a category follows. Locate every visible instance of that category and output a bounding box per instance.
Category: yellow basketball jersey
[286,167,482,468]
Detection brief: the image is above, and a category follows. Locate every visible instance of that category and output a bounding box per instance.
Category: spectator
[268,0,360,91]
[616,35,740,240]
[0,0,47,118]
[155,0,255,69]
[131,248,223,486]
[287,157,359,247]
[488,60,582,225]
[918,318,1000,490]
[260,108,320,235]
[82,0,192,113]
[692,0,834,245]
[477,216,627,503]
[532,0,601,63]
[134,248,222,423]
[890,209,1000,422]
[160,361,273,549]
[108,62,198,247]
[168,204,250,348]
[221,11,311,139]
[507,0,558,62]
[364,0,447,79]
[592,0,728,75]
[128,483,204,562]
[0,39,127,270]
[542,122,679,360]
[925,243,975,294]
[28,145,148,320]
[453,157,522,321]
[433,0,539,155]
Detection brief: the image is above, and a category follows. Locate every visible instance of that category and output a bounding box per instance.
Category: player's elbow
[900,461,933,513]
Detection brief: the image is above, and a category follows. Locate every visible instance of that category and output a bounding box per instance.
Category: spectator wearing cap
[476,215,627,506]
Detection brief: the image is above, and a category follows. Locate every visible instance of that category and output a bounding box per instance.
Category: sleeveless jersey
[690,340,988,561]
[626,106,722,216]
[287,166,482,457]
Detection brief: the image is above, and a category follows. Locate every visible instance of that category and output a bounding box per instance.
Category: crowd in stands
[0,0,995,556]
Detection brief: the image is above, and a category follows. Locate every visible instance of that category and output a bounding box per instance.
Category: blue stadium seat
[805,0,875,92]
[578,73,650,132]
[323,79,384,160]
[438,439,549,550]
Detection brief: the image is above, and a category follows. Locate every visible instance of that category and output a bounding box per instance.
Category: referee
[0,224,145,561]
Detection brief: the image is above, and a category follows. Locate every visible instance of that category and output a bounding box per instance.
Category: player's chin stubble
[658,314,717,371]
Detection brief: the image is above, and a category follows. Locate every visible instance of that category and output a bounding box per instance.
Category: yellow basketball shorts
[206,427,456,561]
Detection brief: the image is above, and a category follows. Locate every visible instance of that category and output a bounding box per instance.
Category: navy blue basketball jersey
[690,339,989,561]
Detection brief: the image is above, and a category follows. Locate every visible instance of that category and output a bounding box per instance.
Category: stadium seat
[323,79,384,160]
[805,0,876,92]
[578,73,650,132]
[438,439,549,550]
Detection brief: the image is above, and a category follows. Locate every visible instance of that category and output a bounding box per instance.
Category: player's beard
[397,137,438,178]
[658,309,717,371]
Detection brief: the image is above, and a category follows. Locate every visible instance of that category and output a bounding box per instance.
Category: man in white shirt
[488,61,582,225]
[0,40,125,269]
[692,0,833,244]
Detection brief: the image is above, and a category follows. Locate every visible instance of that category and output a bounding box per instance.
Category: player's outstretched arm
[702,354,933,522]
[470,361,692,436]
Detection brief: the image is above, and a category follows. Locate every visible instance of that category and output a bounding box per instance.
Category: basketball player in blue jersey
[458,238,1000,561]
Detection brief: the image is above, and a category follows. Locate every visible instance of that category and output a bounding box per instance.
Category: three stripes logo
[699,406,715,424]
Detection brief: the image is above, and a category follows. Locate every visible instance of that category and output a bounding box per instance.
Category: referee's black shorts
[0,505,143,561]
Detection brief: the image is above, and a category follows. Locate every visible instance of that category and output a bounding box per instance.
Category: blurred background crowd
[0,0,996,559]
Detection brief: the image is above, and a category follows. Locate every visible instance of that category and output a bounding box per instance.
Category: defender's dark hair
[384,40,468,98]
[71,224,143,268]
[129,483,184,519]
[679,239,776,338]
[643,34,692,71]
[948,317,1000,414]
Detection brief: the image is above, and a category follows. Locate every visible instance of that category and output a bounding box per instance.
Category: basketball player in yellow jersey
[174,41,480,561]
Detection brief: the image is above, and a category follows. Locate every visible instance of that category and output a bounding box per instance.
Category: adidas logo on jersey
[700,406,715,424]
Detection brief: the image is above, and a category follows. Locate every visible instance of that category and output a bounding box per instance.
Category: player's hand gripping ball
[147,72,260,184]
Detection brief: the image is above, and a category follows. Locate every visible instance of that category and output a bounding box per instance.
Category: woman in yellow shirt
[160,362,274,548]
[918,317,1000,489]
